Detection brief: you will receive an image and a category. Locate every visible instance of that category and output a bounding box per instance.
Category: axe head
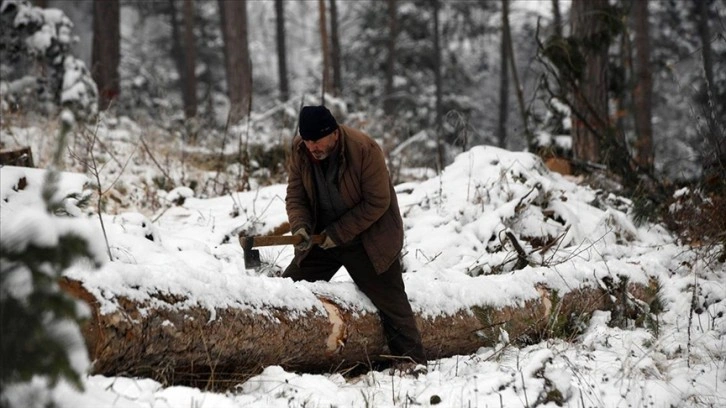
[240,236,262,269]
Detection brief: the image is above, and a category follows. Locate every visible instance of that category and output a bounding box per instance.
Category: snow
[13,2,74,55]
[2,130,724,407]
[0,166,103,255]
[61,56,98,116]
[2,0,723,404]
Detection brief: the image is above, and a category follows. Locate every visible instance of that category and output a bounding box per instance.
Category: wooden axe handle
[240,234,325,248]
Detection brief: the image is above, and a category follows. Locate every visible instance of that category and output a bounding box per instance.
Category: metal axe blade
[238,234,325,269]
[240,236,262,269]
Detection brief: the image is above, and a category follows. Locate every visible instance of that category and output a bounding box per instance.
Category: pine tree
[0,0,97,119]
[0,115,102,406]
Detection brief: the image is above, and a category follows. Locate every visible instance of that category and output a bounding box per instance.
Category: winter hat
[299,105,338,141]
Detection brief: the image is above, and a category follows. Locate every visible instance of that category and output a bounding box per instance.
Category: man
[283,105,426,372]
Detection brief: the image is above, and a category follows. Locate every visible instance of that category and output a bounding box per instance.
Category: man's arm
[285,142,313,235]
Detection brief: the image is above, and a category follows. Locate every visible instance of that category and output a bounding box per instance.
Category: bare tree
[633,0,653,170]
[384,0,398,113]
[329,0,342,96]
[502,0,531,146]
[432,0,444,172]
[218,0,252,123]
[92,0,120,110]
[169,0,198,119]
[318,0,332,101]
[695,0,724,172]
[570,0,609,164]
[551,0,563,38]
[497,0,510,148]
[432,0,443,128]
[182,0,197,118]
[614,13,632,150]
[275,0,289,102]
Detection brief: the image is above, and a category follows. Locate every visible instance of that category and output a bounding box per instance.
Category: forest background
[3,0,724,187]
[1,0,725,406]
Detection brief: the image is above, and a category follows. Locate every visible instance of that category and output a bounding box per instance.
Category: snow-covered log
[59,276,658,389]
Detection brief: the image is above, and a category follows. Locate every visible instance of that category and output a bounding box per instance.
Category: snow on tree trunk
[60,276,658,390]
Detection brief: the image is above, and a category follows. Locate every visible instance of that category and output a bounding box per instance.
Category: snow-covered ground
[1,119,725,407]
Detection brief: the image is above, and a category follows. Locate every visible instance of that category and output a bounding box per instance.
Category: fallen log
[59,276,658,390]
[0,146,34,167]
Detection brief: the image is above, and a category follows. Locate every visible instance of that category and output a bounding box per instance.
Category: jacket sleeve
[328,140,390,244]
[285,141,314,234]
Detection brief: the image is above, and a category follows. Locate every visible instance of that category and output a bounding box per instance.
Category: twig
[77,124,113,261]
[536,225,571,256]
[505,231,529,270]
[139,136,174,187]
[101,140,139,195]
[521,370,530,408]
[687,272,697,368]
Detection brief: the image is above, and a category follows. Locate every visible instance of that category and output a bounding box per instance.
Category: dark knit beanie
[299,105,338,141]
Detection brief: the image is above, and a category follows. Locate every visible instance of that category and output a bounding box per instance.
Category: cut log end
[320,298,347,354]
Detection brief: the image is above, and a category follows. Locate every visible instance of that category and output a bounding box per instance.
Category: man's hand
[293,228,313,251]
[320,232,338,250]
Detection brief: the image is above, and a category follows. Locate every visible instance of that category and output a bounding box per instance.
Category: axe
[239,234,325,269]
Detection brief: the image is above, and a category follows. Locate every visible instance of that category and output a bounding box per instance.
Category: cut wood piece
[545,157,572,175]
[58,276,658,390]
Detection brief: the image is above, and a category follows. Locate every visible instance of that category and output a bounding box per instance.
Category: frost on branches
[0,0,97,119]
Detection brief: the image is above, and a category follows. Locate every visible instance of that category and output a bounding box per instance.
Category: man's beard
[310,144,336,160]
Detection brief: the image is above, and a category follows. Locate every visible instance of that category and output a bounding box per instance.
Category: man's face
[304,129,339,160]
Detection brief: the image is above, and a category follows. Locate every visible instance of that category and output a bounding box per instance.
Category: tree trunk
[384,0,398,113]
[275,0,289,102]
[169,0,198,120]
[633,0,653,171]
[614,18,632,152]
[570,0,609,164]
[503,0,531,147]
[92,0,120,111]
[318,0,332,102]
[432,0,443,128]
[551,0,563,38]
[60,276,658,390]
[497,0,510,148]
[182,0,198,119]
[696,0,715,106]
[329,0,342,96]
[218,0,252,124]
[695,0,724,170]
[432,0,444,172]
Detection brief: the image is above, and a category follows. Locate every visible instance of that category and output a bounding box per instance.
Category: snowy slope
[1,142,724,407]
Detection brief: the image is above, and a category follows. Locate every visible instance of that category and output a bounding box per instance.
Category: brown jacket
[286,124,404,274]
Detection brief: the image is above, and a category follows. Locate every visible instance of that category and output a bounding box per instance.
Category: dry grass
[665,184,726,263]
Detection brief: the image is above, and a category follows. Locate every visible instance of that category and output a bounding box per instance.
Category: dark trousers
[283,244,426,365]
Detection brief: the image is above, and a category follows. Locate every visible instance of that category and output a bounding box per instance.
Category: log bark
[59,276,658,390]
